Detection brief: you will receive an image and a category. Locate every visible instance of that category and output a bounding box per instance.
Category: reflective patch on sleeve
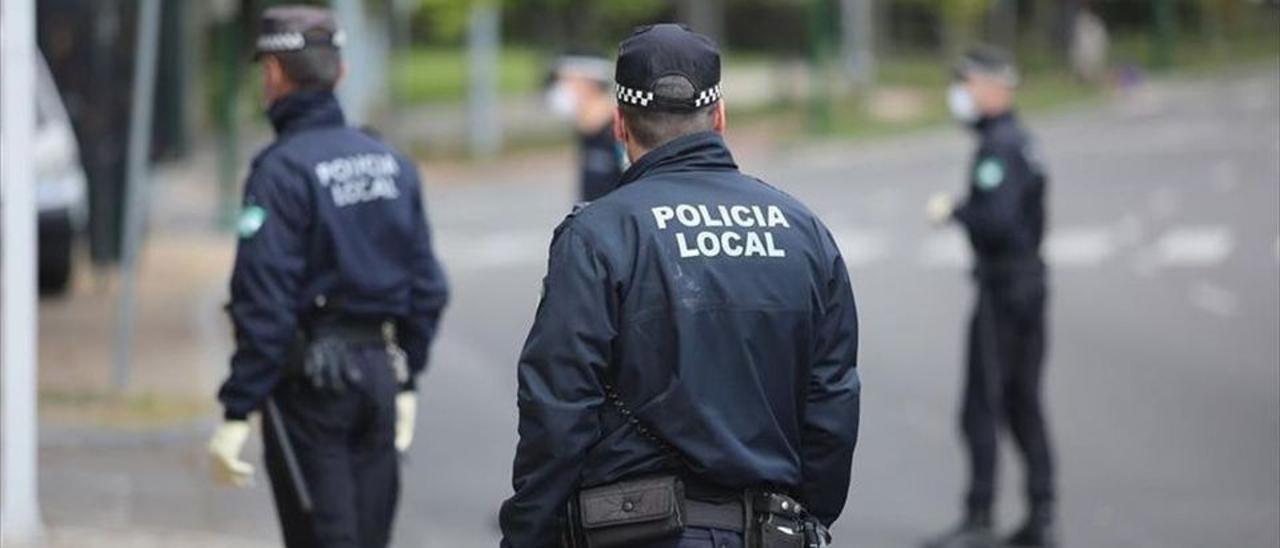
[237,205,267,239]
[975,158,1005,191]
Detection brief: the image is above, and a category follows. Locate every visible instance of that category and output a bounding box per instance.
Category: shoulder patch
[975,158,1005,191]
[237,205,267,239]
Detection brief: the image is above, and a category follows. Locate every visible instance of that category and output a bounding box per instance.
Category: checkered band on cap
[693,84,722,107]
[256,32,307,53]
[616,82,723,110]
[615,84,655,107]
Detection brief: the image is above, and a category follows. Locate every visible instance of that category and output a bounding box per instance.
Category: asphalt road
[37,66,1279,547]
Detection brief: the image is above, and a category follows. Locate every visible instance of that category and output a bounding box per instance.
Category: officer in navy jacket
[926,46,1056,548]
[500,24,860,548]
[206,6,448,548]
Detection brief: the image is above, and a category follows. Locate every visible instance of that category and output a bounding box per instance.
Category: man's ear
[264,57,283,87]
[613,107,627,143]
[263,56,290,103]
[712,101,727,134]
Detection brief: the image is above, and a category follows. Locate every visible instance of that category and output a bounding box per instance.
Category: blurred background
[2,0,1278,546]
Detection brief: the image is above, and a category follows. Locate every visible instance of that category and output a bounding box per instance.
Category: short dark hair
[271,41,342,91]
[619,76,717,149]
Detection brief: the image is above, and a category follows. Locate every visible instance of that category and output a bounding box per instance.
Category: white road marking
[1147,187,1180,220]
[1209,160,1239,192]
[440,231,549,271]
[1113,214,1146,248]
[1151,226,1235,267]
[918,231,971,269]
[1188,282,1239,318]
[831,228,890,268]
[1046,226,1116,268]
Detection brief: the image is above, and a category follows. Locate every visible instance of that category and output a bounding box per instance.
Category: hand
[926,193,955,226]
[208,420,254,487]
[395,392,418,453]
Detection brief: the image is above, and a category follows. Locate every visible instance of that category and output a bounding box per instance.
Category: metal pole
[839,0,876,88]
[467,0,502,157]
[215,16,242,230]
[1150,0,1176,70]
[807,0,834,134]
[113,0,163,390]
[1,0,46,542]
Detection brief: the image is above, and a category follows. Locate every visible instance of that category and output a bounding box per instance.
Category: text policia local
[652,204,789,259]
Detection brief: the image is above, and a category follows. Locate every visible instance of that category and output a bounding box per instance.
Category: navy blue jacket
[952,111,1048,265]
[499,132,861,547]
[218,91,449,420]
[578,121,625,202]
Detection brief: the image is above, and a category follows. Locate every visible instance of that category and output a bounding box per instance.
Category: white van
[1,52,89,296]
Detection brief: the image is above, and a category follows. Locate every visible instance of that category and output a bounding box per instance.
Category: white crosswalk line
[1151,225,1234,267]
[918,231,970,269]
[1188,282,1239,318]
[440,230,549,271]
[831,228,890,269]
[1046,226,1116,268]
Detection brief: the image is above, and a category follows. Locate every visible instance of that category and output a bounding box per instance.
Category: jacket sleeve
[500,223,616,548]
[396,167,450,391]
[218,158,311,420]
[951,145,1031,252]
[800,228,861,527]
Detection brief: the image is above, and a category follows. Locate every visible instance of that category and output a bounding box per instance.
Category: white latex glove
[208,420,254,487]
[395,392,418,453]
[926,192,956,227]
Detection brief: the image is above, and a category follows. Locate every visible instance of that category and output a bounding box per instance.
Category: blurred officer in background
[925,46,1055,548]
[206,6,448,547]
[500,24,860,548]
[545,52,627,202]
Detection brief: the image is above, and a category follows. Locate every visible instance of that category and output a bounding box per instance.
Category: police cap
[255,5,344,60]
[953,45,1019,86]
[546,51,614,88]
[614,24,722,112]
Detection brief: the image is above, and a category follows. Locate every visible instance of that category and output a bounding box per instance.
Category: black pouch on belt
[577,475,686,548]
[750,492,807,548]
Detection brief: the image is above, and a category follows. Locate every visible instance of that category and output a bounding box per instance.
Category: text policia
[651,204,790,259]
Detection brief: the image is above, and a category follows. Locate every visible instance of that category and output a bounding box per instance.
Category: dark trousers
[652,527,744,548]
[962,273,1055,513]
[263,343,401,548]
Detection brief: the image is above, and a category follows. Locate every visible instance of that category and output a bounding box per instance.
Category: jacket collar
[267,90,346,136]
[618,131,739,187]
[973,109,1017,135]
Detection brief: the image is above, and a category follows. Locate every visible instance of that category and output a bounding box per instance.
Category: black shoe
[1002,506,1057,547]
[922,511,998,548]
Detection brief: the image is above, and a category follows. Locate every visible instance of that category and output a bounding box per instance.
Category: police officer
[206,6,448,547]
[545,52,627,202]
[500,24,861,548]
[925,47,1055,548]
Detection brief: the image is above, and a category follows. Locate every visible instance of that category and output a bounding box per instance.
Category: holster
[288,319,391,394]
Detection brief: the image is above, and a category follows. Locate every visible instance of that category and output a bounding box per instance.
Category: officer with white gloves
[207,6,448,547]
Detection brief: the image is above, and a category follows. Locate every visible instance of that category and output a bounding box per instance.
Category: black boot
[922,508,998,548]
[1003,503,1057,548]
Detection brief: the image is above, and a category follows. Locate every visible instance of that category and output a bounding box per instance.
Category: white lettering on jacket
[652,204,790,259]
[314,153,401,207]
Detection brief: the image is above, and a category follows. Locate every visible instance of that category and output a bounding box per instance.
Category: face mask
[546,82,578,119]
[947,83,979,123]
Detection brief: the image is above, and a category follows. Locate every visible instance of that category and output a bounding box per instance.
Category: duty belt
[685,497,746,532]
[307,318,393,345]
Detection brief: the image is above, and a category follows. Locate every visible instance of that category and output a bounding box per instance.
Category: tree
[418,0,665,44]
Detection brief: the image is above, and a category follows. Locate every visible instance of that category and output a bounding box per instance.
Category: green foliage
[417,0,666,42]
[391,46,542,103]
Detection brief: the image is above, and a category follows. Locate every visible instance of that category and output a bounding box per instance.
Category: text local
[651,204,791,259]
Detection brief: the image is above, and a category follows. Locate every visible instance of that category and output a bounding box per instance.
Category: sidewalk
[40,527,276,548]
